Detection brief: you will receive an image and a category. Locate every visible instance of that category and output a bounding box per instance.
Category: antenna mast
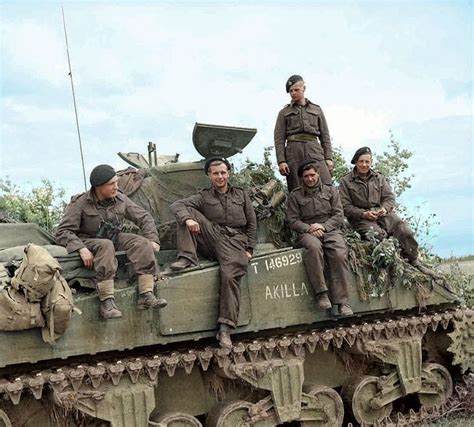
[61,6,87,191]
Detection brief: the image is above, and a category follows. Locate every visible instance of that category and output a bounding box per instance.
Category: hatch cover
[192,122,257,159]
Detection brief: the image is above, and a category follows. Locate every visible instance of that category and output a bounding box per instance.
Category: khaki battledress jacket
[55,190,161,290]
[338,169,395,223]
[339,169,418,261]
[171,186,257,327]
[55,189,159,254]
[286,183,350,304]
[172,186,256,251]
[274,98,333,190]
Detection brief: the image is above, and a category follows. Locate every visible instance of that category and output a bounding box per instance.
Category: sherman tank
[0,123,472,427]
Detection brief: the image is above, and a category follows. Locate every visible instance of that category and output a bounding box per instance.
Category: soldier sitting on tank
[286,160,353,316]
[339,147,437,276]
[169,157,257,348]
[55,164,167,320]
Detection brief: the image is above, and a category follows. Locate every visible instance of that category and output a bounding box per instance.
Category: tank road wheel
[205,400,252,427]
[150,412,202,427]
[0,410,12,427]
[351,376,393,425]
[301,385,344,427]
[418,363,453,409]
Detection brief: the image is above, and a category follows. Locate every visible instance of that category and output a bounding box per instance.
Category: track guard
[74,380,156,427]
[231,357,304,423]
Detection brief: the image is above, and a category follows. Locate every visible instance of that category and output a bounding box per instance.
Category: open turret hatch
[192,122,257,159]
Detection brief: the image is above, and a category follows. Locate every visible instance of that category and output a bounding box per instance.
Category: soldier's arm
[124,197,160,244]
[380,175,396,213]
[243,191,257,252]
[318,108,332,161]
[170,193,204,225]
[54,199,87,254]
[322,188,344,232]
[274,109,287,165]
[338,179,365,221]
[286,193,311,234]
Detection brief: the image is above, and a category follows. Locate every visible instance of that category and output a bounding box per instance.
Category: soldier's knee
[129,235,151,250]
[305,243,322,257]
[332,250,347,263]
[95,239,115,254]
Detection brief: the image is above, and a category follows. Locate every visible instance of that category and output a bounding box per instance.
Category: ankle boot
[170,257,193,271]
[137,292,168,310]
[100,298,122,319]
[315,292,332,310]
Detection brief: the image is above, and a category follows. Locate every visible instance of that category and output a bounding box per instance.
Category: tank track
[0,307,472,423]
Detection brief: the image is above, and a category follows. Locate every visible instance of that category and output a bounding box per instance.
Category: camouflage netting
[117,154,447,303]
[118,165,209,249]
[345,230,434,304]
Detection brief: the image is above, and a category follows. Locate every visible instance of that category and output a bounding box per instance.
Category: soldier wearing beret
[170,157,257,348]
[286,160,353,316]
[339,147,433,274]
[274,75,334,192]
[55,164,167,319]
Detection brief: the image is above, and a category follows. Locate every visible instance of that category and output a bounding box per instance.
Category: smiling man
[286,160,353,316]
[339,147,436,275]
[274,75,334,192]
[55,164,167,319]
[170,157,257,348]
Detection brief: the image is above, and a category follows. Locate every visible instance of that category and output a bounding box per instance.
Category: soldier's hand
[278,162,290,176]
[313,229,325,239]
[362,211,378,221]
[325,159,334,173]
[185,219,201,234]
[376,207,387,218]
[308,223,324,233]
[151,241,161,252]
[245,251,253,259]
[79,247,94,269]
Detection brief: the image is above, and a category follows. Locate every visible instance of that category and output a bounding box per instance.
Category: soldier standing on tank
[339,147,437,275]
[274,75,334,192]
[55,164,167,320]
[169,158,257,349]
[286,160,353,316]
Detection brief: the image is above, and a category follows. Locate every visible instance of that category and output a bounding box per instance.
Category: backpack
[11,243,61,302]
[0,287,45,331]
[41,274,75,345]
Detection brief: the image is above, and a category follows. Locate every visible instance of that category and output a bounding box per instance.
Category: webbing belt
[287,133,318,142]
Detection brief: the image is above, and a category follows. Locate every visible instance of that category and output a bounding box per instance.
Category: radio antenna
[61,6,87,191]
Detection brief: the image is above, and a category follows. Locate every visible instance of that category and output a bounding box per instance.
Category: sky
[0,0,472,257]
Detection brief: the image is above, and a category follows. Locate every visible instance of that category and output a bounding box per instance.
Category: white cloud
[1,19,66,86]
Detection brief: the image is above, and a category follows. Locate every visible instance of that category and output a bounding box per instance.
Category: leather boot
[338,303,354,317]
[315,292,332,310]
[137,292,168,310]
[216,324,233,349]
[170,257,193,271]
[100,298,122,319]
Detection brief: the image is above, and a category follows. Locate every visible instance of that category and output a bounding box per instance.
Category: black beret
[286,75,304,93]
[351,147,372,164]
[90,164,116,187]
[204,157,231,174]
[297,159,319,177]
